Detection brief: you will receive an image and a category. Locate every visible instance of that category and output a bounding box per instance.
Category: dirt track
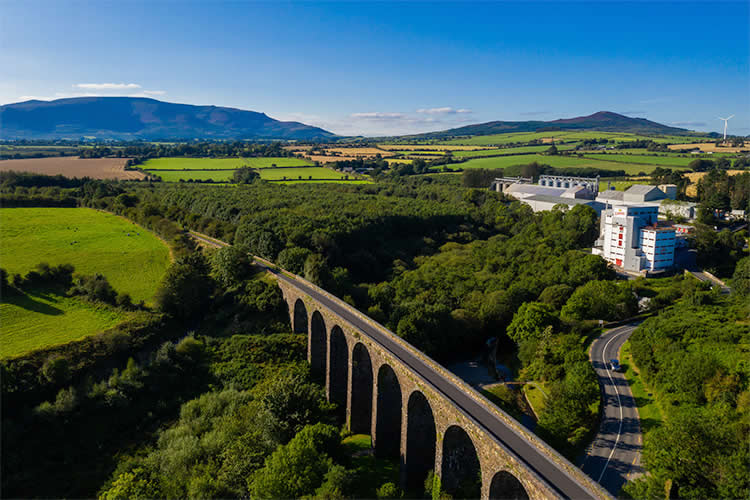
[0,156,144,180]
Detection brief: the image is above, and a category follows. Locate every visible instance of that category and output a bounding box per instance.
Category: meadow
[148,166,355,182]
[451,143,579,158]
[1,289,128,358]
[140,157,312,170]
[0,208,171,303]
[582,153,694,167]
[452,154,672,174]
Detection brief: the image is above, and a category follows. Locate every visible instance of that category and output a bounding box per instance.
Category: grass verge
[620,340,664,436]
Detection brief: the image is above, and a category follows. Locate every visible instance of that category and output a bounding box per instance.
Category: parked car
[609,359,622,372]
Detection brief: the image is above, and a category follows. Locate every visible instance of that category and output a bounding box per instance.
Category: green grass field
[452,143,580,158]
[583,153,694,167]
[141,157,313,170]
[0,208,171,303]
[149,166,351,182]
[452,154,669,174]
[522,383,548,416]
[441,131,710,146]
[1,287,129,358]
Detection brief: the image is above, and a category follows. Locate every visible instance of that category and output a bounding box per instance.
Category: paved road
[582,324,643,496]
[190,232,608,499]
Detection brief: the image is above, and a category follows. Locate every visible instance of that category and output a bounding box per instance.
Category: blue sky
[1,1,748,136]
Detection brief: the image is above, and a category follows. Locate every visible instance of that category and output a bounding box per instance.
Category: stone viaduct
[187,234,611,500]
[273,272,611,500]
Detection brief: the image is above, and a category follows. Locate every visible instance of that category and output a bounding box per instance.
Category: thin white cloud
[671,121,706,127]
[74,83,141,90]
[350,112,407,120]
[416,107,472,115]
[14,85,167,103]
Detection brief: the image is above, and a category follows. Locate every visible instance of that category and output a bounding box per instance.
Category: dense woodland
[1,168,748,499]
[624,286,750,500]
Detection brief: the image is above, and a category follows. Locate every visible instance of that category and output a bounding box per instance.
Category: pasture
[140,157,312,170]
[452,144,579,158]
[452,154,670,174]
[0,156,143,180]
[0,208,171,303]
[582,153,694,167]
[1,289,128,358]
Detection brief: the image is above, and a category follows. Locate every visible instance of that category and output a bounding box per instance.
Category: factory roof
[524,194,599,205]
[597,190,625,201]
[505,184,567,197]
[625,184,663,196]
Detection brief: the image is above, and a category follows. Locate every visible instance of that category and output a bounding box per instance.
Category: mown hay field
[0,156,143,180]
[668,142,749,153]
[378,144,487,151]
[321,147,394,157]
[0,208,171,303]
[140,157,312,170]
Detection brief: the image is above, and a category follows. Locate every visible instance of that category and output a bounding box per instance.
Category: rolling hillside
[405,111,698,139]
[0,97,336,141]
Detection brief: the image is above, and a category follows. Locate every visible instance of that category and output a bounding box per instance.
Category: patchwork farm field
[0,208,171,303]
[0,156,143,180]
[453,154,676,174]
[452,144,579,158]
[140,157,312,170]
[441,131,710,146]
[1,289,128,358]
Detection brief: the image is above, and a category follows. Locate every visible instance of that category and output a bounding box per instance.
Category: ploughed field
[141,157,361,183]
[0,208,171,357]
[0,156,144,180]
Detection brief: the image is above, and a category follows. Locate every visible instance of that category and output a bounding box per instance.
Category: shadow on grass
[1,289,64,316]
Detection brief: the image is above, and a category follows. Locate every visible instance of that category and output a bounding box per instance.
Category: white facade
[639,228,676,270]
[595,205,675,272]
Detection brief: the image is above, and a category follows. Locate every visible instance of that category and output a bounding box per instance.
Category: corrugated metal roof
[597,190,625,201]
[524,195,596,205]
[506,184,566,196]
[625,184,661,196]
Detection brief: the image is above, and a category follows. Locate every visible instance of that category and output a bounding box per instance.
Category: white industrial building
[499,175,605,213]
[595,183,697,220]
[592,205,676,272]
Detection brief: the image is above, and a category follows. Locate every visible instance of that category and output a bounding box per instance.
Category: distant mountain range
[0,99,703,142]
[404,111,697,139]
[0,97,336,141]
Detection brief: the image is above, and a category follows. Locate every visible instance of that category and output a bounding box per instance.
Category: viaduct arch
[273,268,610,500]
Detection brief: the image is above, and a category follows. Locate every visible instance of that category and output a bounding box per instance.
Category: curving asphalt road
[582,324,643,496]
[191,231,609,500]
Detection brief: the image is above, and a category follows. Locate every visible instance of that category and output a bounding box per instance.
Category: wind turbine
[718,115,734,141]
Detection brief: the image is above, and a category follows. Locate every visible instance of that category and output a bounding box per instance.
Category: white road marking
[597,327,630,484]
